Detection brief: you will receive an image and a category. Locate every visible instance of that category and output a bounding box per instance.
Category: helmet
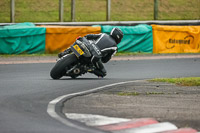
[110,28,124,44]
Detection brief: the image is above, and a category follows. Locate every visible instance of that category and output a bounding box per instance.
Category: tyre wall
[0,22,200,54]
[152,25,200,53]
[41,25,101,53]
[0,22,46,54]
[100,25,153,53]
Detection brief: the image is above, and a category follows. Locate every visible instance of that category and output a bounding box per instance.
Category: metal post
[106,0,111,21]
[154,0,158,20]
[71,0,75,22]
[59,0,64,22]
[10,0,15,23]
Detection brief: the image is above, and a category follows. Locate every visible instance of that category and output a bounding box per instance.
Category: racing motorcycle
[50,37,102,79]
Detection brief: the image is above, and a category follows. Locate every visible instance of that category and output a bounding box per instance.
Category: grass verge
[115,52,152,56]
[149,77,200,86]
[0,53,57,57]
[117,91,165,96]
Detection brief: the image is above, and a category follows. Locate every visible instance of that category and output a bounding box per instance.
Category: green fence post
[154,0,158,20]
[10,0,15,23]
[107,0,111,21]
[71,0,75,22]
[59,0,64,22]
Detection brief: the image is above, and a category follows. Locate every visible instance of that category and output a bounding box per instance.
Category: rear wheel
[50,54,78,79]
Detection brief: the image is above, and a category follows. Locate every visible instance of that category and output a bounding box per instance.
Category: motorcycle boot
[92,60,107,77]
[93,67,107,77]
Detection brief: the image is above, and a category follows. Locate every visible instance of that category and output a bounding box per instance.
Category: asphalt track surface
[0,56,200,133]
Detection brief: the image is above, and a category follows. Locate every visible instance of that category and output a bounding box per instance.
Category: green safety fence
[100,24,153,53]
[0,22,46,54]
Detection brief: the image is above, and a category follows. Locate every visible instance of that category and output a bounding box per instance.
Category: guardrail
[1,20,200,26]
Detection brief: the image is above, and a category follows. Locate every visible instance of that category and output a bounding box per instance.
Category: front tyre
[50,54,78,79]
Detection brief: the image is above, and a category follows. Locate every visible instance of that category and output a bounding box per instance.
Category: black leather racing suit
[84,33,118,77]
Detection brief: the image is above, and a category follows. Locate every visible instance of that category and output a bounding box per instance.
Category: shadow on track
[50,77,110,81]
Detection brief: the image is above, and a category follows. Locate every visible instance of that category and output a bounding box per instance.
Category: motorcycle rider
[58,28,124,77]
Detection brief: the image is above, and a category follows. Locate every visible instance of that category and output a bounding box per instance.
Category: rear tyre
[50,54,78,79]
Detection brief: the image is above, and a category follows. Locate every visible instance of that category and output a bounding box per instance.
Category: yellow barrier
[40,26,101,53]
[152,25,200,53]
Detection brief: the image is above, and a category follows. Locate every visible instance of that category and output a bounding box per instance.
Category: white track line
[65,113,130,126]
[47,80,145,130]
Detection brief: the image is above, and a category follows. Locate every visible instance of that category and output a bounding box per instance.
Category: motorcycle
[50,37,102,79]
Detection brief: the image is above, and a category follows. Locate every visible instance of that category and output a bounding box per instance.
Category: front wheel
[50,54,78,79]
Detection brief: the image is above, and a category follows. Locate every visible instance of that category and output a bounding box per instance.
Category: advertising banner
[101,24,153,53]
[152,25,200,53]
[41,26,101,53]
